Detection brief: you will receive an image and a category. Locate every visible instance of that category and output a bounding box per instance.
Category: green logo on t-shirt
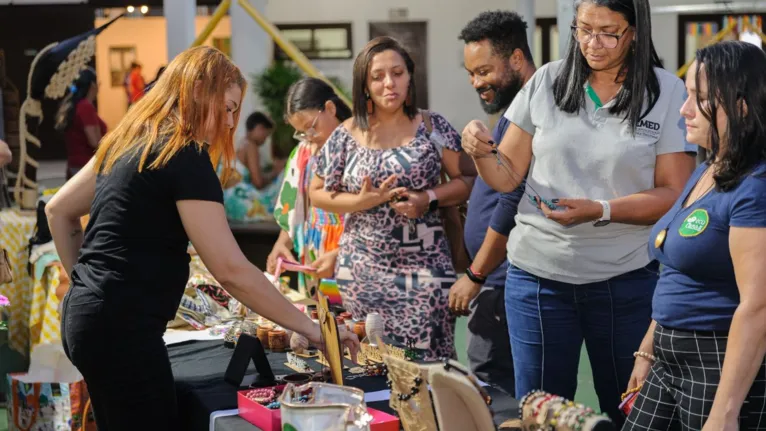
[679,208,709,237]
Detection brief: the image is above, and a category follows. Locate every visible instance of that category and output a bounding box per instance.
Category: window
[274,23,353,61]
[108,46,136,87]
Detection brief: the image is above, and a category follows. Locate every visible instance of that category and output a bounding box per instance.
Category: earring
[366,93,374,115]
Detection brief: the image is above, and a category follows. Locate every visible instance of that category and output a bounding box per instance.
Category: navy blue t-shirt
[463,116,525,288]
[651,161,766,331]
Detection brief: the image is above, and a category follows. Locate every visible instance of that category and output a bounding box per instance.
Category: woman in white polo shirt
[462,0,695,425]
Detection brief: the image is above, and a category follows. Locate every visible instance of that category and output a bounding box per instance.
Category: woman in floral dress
[267,78,351,298]
[310,37,471,360]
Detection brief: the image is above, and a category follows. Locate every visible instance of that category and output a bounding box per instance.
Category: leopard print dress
[315,112,461,360]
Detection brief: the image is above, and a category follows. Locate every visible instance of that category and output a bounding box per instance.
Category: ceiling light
[126,5,135,13]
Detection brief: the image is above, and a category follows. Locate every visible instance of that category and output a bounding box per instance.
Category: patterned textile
[221,159,282,222]
[624,324,766,430]
[274,142,344,297]
[0,208,37,354]
[29,257,65,350]
[315,113,461,360]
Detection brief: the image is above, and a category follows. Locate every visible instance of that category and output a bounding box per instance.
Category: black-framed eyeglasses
[293,109,323,141]
[571,26,631,49]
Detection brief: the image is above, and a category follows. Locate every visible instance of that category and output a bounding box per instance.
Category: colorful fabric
[6,375,96,431]
[0,208,37,355]
[315,113,461,360]
[274,142,344,297]
[221,159,283,222]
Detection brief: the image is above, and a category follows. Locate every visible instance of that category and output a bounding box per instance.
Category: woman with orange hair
[45,46,359,430]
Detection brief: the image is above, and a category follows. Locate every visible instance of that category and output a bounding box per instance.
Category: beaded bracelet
[245,388,277,405]
[622,385,642,401]
[634,351,656,362]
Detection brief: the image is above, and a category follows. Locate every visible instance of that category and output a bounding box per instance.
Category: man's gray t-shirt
[504,60,693,284]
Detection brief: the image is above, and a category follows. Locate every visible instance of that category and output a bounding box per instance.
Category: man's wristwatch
[593,200,611,227]
[426,190,439,212]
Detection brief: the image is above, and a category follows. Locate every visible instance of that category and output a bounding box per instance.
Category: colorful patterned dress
[274,142,344,298]
[315,113,462,360]
[221,159,284,222]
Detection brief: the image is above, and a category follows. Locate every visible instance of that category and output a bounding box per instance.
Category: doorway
[369,21,429,109]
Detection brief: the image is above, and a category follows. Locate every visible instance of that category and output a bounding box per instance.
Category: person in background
[237,112,284,189]
[450,10,535,396]
[0,139,10,167]
[461,0,696,424]
[624,40,766,431]
[222,112,285,222]
[310,37,471,360]
[54,68,105,180]
[46,46,359,430]
[267,77,351,298]
[127,62,145,105]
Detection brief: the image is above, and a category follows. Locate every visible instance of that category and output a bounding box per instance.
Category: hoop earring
[366,93,374,115]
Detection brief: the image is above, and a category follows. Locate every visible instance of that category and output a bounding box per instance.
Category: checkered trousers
[623,324,766,430]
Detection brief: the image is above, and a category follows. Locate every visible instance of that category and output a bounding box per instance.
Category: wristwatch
[426,190,439,212]
[593,200,611,227]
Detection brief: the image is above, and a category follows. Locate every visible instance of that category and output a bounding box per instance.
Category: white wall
[266,0,524,131]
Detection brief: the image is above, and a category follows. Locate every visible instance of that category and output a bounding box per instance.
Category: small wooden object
[268,329,287,352]
[317,292,344,385]
[256,325,272,349]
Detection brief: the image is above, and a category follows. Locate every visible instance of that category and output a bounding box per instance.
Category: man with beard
[449,10,536,395]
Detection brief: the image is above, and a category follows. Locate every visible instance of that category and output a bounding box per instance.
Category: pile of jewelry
[519,390,614,431]
[243,387,313,410]
[244,388,280,409]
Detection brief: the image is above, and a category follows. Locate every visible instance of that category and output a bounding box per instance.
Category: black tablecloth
[169,340,518,431]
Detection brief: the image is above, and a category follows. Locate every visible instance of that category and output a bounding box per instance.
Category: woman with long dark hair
[45,47,358,430]
[623,40,766,431]
[267,77,352,297]
[461,0,696,424]
[310,37,471,360]
[55,68,105,179]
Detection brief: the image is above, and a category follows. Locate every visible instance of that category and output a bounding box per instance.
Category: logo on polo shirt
[679,208,709,237]
[636,119,662,139]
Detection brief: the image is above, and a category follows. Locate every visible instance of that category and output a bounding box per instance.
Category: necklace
[654,165,715,249]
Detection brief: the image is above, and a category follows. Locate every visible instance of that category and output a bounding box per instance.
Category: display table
[0,208,37,354]
[169,340,518,431]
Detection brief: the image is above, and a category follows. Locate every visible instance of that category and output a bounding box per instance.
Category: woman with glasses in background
[461,0,696,424]
[267,78,351,297]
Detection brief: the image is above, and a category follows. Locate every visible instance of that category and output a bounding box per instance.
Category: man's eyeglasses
[293,110,323,141]
[571,26,631,49]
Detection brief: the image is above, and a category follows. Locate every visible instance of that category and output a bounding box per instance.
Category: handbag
[278,382,373,431]
[0,247,12,284]
[7,374,96,431]
[421,110,471,273]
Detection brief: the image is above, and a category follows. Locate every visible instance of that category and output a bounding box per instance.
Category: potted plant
[252,62,350,160]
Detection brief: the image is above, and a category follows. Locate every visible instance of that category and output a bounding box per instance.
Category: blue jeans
[505,262,658,426]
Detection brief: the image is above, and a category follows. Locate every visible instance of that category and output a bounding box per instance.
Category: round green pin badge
[678,208,710,237]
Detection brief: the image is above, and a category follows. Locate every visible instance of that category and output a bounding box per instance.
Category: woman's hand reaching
[304,321,360,363]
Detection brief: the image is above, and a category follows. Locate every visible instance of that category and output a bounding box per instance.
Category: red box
[237,385,285,431]
[237,388,400,431]
[368,407,400,431]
